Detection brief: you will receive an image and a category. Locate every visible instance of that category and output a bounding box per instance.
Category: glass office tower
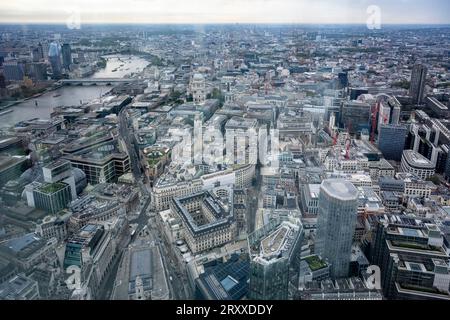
[315,179,358,279]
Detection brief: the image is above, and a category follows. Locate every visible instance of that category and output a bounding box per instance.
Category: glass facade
[315,180,358,279]
[378,124,408,161]
[33,182,72,214]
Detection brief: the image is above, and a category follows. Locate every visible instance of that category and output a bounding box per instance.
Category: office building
[63,223,119,298]
[0,274,40,300]
[340,101,371,134]
[248,217,303,300]
[190,73,206,105]
[315,179,358,279]
[48,42,62,79]
[0,233,57,271]
[0,155,30,187]
[378,124,408,161]
[225,117,258,165]
[410,64,428,105]
[371,215,450,300]
[401,150,436,180]
[3,61,25,81]
[30,62,47,81]
[63,143,130,185]
[31,43,44,62]
[25,181,72,214]
[170,187,237,254]
[195,254,250,300]
[61,43,72,70]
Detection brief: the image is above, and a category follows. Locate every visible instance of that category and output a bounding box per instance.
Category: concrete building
[371,215,450,300]
[225,117,258,165]
[410,64,428,105]
[401,150,436,180]
[190,73,207,105]
[0,274,40,300]
[170,187,237,255]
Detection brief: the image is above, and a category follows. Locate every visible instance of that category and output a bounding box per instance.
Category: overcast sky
[0,0,449,24]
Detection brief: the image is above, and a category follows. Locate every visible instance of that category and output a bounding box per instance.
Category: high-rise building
[338,72,349,89]
[315,179,358,279]
[30,62,47,81]
[31,44,44,62]
[340,101,371,134]
[248,217,303,300]
[61,43,72,70]
[378,124,408,161]
[410,64,428,105]
[48,42,62,79]
[445,146,450,182]
[3,61,25,81]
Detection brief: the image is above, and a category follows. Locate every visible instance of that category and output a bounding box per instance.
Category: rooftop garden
[38,182,67,194]
[391,240,441,252]
[147,151,165,167]
[147,158,161,167]
[305,255,327,271]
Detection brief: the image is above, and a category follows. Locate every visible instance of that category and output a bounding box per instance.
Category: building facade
[315,179,358,279]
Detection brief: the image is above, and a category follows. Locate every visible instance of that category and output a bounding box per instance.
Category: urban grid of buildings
[0,22,449,301]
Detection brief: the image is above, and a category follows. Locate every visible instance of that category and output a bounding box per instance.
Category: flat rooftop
[321,179,358,201]
[402,150,434,169]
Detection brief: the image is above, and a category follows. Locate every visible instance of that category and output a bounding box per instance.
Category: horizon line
[1,21,450,26]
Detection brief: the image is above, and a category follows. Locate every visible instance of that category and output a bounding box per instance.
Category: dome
[193,73,204,81]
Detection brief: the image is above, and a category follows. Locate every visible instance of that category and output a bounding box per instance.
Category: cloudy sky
[0,0,449,24]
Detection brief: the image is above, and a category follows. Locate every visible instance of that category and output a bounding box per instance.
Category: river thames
[0,55,149,129]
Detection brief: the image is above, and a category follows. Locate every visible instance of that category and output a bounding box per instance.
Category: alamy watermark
[366,265,382,290]
[169,120,280,170]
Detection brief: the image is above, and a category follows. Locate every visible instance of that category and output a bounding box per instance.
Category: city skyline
[1,0,450,25]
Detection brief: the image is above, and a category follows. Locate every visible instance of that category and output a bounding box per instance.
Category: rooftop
[402,150,435,169]
[321,179,358,202]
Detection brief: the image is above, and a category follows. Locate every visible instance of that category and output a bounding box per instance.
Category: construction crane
[345,136,351,160]
[333,131,339,146]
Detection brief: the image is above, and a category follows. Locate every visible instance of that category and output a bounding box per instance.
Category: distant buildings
[315,179,358,279]
[61,43,72,71]
[48,42,62,79]
[3,61,25,81]
[410,64,428,105]
[190,73,206,105]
